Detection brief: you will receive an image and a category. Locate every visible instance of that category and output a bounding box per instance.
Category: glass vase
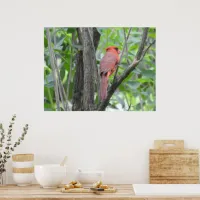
[0,171,6,186]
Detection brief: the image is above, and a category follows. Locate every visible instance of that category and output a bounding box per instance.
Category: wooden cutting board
[61,187,117,193]
[149,140,199,184]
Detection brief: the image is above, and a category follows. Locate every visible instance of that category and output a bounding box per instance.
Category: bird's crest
[106,46,120,54]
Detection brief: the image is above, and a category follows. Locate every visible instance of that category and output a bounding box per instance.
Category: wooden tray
[149,140,199,184]
[61,187,117,193]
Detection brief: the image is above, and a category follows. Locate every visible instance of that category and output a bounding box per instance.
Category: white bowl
[34,164,66,188]
[76,169,104,183]
[13,173,34,186]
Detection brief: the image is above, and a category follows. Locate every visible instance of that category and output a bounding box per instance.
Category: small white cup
[76,169,104,183]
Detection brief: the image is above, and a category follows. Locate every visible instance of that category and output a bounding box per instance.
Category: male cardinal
[100,46,120,100]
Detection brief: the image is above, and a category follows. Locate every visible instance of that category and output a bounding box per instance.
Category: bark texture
[72,28,100,111]
[93,28,100,50]
[82,28,97,111]
[72,51,84,111]
[72,29,84,111]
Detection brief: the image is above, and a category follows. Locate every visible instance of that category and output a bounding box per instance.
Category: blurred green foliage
[44,27,156,111]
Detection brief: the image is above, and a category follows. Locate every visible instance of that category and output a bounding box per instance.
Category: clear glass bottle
[0,171,6,186]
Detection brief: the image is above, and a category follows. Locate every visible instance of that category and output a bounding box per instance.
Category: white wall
[0,0,200,184]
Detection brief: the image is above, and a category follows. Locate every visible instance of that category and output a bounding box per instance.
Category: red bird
[100,46,120,100]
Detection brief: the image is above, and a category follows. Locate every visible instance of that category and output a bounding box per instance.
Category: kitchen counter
[1,184,200,199]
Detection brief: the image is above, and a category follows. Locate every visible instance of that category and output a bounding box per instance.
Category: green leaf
[55,37,66,48]
[116,95,125,108]
[137,78,153,83]
[44,73,54,88]
[54,46,63,51]
[60,66,66,81]
[44,35,48,48]
[141,69,155,79]
[119,83,127,92]
[127,37,141,44]
[72,44,83,50]
[127,81,141,90]
[148,33,156,39]
[67,28,76,33]
[44,82,54,88]
[44,103,54,111]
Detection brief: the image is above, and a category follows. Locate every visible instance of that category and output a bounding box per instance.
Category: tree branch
[135,28,149,60]
[66,32,75,110]
[53,53,68,111]
[124,28,129,63]
[98,28,155,111]
[52,28,68,111]
[46,28,60,111]
[113,28,132,82]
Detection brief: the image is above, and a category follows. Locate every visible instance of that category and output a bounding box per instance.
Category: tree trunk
[72,51,84,111]
[82,28,97,111]
[72,28,100,111]
[93,28,101,104]
[72,29,84,111]
[93,28,100,51]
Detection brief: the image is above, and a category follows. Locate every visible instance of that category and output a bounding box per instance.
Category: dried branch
[98,28,155,111]
[0,115,29,174]
[0,124,5,148]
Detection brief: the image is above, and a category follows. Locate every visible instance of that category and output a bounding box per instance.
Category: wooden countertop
[1,184,200,199]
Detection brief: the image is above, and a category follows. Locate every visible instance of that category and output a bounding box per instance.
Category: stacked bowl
[12,154,34,186]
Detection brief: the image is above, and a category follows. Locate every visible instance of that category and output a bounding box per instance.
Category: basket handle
[154,140,184,150]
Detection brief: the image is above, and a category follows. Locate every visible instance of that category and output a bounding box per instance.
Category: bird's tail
[100,74,108,101]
